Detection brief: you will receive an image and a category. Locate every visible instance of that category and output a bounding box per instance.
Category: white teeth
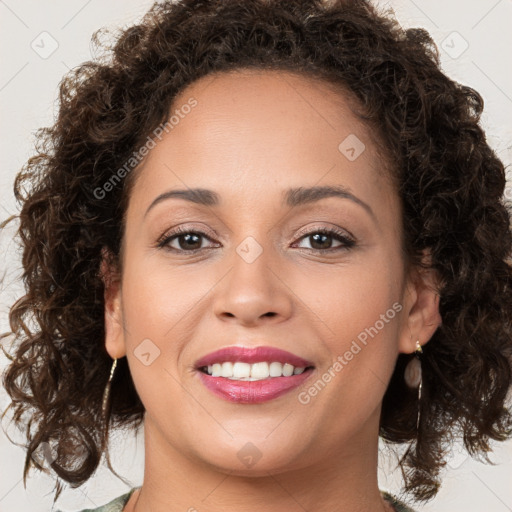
[233,362,251,378]
[250,362,269,379]
[282,363,294,377]
[221,362,234,378]
[211,363,222,377]
[269,361,283,377]
[203,361,309,380]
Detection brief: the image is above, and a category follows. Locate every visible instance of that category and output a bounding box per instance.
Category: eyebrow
[144,185,376,221]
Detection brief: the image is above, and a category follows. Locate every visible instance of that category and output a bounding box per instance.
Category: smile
[199,361,309,380]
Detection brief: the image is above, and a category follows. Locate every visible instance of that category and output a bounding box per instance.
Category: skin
[102,69,442,512]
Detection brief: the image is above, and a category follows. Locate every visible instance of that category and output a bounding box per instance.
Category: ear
[398,249,442,354]
[100,247,127,359]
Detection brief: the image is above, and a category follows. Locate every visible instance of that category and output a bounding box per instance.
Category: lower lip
[196,368,314,404]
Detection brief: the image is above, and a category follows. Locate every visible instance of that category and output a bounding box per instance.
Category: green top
[57,488,416,511]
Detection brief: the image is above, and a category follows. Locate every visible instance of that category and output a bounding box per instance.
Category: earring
[101,358,118,419]
[404,340,423,430]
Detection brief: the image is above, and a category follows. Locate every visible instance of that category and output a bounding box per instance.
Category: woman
[2,0,511,511]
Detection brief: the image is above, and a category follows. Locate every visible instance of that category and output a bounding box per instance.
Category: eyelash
[156,225,356,254]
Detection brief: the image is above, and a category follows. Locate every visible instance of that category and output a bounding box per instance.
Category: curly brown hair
[2,0,512,505]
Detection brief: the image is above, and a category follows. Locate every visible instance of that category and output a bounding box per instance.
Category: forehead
[127,68,395,220]
[171,68,376,152]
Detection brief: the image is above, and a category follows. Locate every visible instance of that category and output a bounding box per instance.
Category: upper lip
[195,346,315,369]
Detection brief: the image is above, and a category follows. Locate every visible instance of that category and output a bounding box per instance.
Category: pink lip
[197,369,315,404]
[194,346,314,369]
[194,346,315,404]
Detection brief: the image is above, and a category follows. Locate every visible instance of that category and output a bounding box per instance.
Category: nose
[212,244,293,327]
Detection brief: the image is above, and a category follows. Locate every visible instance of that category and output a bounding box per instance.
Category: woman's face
[104,69,440,477]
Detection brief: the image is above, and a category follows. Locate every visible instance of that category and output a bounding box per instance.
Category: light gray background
[0,1,511,511]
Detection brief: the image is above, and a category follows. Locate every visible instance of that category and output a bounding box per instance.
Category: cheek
[121,255,210,340]
[117,253,200,369]
[298,251,403,392]
[118,259,208,412]
[301,252,401,337]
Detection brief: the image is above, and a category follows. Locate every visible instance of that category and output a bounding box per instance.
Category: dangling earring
[101,358,118,419]
[404,340,422,430]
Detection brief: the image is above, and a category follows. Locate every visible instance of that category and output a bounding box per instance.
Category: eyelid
[294,223,356,242]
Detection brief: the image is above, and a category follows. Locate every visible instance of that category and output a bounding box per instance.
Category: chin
[192,442,308,477]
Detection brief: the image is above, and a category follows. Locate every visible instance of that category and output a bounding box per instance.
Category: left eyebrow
[144,184,375,223]
[283,185,375,222]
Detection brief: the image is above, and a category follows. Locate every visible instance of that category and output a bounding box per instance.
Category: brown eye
[157,227,218,252]
[172,232,203,251]
[294,228,356,252]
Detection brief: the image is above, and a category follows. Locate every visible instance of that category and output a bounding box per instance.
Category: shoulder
[56,488,412,512]
[55,488,139,512]
[381,490,417,512]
